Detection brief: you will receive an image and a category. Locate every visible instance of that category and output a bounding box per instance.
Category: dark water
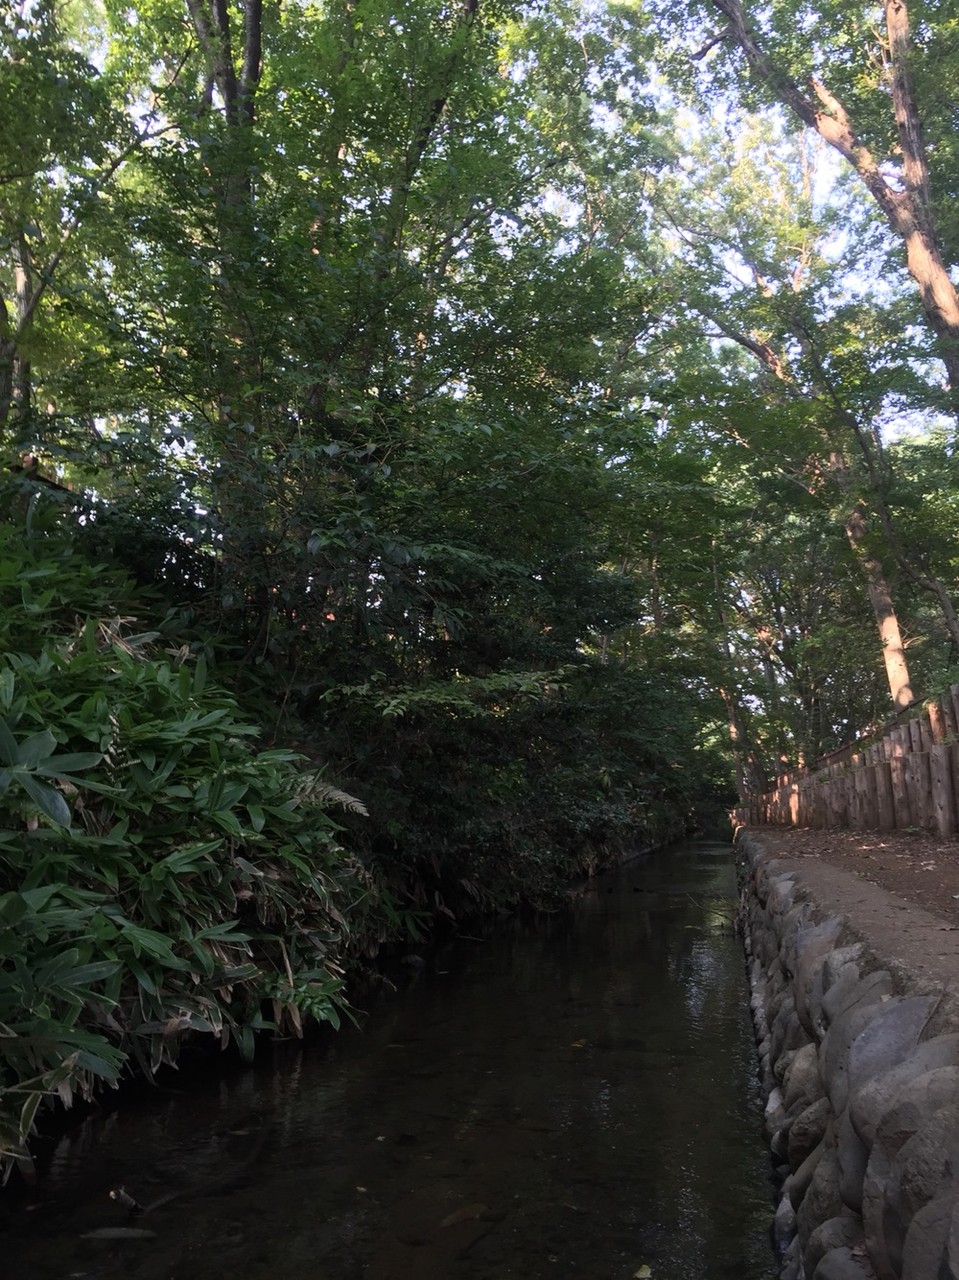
[3,841,776,1280]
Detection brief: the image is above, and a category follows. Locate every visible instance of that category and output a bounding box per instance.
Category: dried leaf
[440,1203,488,1228]
[81,1228,157,1241]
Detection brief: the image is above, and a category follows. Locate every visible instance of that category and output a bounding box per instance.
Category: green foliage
[0,497,371,1176]
[16,0,955,1182]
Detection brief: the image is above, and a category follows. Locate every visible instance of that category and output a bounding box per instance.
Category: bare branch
[690,26,730,61]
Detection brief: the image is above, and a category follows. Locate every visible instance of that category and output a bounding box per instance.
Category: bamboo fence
[732,686,959,838]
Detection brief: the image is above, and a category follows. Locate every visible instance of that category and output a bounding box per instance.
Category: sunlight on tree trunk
[845,508,915,710]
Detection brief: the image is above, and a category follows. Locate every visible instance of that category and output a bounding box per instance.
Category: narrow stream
[4,841,776,1280]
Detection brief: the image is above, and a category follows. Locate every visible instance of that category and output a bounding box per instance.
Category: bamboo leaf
[18,774,71,827]
[33,752,103,776]
[0,720,17,767]
[16,730,57,768]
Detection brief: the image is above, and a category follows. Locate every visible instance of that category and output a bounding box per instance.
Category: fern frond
[297,778,368,816]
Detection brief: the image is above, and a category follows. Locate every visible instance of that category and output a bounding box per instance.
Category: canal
[3,841,776,1279]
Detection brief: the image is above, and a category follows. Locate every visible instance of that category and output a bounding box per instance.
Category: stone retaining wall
[738,832,959,1280]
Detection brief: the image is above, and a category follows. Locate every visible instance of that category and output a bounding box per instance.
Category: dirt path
[737,825,959,998]
[738,826,959,924]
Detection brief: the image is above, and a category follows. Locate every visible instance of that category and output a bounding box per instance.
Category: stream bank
[4,840,775,1280]
[737,827,959,1280]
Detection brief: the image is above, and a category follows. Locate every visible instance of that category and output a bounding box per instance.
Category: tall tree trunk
[859,457,959,654]
[185,0,266,630]
[719,686,768,803]
[350,0,481,387]
[12,231,33,432]
[378,0,479,262]
[0,232,38,443]
[714,545,768,801]
[825,450,916,709]
[0,335,14,437]
[806,347,959,654]
[0,131,150,449]
[844,506,915,710]
[716,269,959,664]
[647,533,664,630]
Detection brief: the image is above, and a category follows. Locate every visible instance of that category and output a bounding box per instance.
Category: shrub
[0,498,370,1178]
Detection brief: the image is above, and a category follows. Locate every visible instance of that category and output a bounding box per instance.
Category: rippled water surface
[4,841,776,1280]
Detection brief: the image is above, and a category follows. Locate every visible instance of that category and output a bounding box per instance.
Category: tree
[0,0,168,446]
[600,89,956,729]
[679,0,959,416]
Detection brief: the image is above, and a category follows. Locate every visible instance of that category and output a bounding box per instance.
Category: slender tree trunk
[719,686,767,803]
[721,261,959,667]
[185,0,266,628]
[350,0,481,387]
[844,506,915,710]
[713,544,768,801]
[12,232,32,430]
[0,234,36,442]
[883,0,959,391]
[868,483,959,652]
[826,451,916,708]
[379,0,480,261]
[0,335,14,436]
[648,533,664,630]
[815,369,959,654]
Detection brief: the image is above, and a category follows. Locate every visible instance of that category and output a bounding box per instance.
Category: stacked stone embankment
[738,830,959,1280]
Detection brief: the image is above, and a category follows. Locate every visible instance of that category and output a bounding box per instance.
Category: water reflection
[3,842,775,1280]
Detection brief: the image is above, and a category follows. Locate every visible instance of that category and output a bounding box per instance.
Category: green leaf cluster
[0,500,372,1176]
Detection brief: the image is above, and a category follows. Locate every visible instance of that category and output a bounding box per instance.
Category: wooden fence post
[942,693,959,740]
[874,761,896,831]
[890,756,911,828]
[836,772,852,827]
[950,685,959,738]
[853,765,876,830]
[930,744,957,837]
[737,685,959,837]
[906,752,933,830]
[929,698,947,745]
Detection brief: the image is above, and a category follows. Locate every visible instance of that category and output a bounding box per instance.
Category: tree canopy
[4,0,959,1173]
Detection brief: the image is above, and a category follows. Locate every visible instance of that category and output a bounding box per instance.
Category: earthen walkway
[737,826,959,999]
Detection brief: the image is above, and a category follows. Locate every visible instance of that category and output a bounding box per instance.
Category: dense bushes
[326,662,718,917]
[0,477,729,1179]
[0,495,377,1173]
